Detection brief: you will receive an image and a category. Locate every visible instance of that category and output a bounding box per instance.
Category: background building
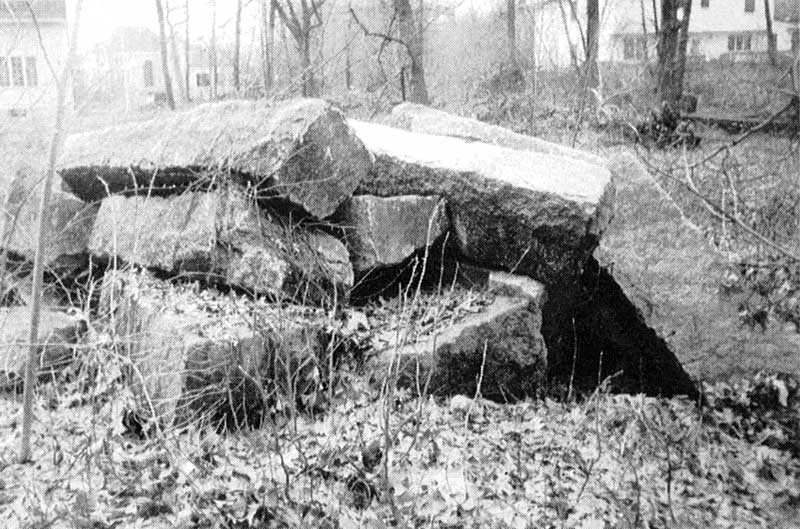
[0,0,68,116]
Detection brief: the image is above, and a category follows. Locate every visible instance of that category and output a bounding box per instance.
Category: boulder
[334,194,448,274]
[348,120,614,287]
[1,172,97,269]
[101,271,334,427]
[89,187,353,304]
[596,153,800,381]
[59,98,373,219]
[0,307,86,390]
[385,103,606,167]
[371,272,547,400]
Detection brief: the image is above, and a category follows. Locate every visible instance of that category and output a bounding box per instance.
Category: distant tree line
[149,0,701,111]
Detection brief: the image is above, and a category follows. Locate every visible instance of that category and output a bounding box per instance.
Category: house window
[623,37,635,60]
[701,0,709,7]
[143,60,154,88]
[745,0,755,12]
[792,30,800,52]
[25,57,37,87]
[196,72,210,87]
[622,35,647,61]
[691,38,701,55]
[728,34,752,51]
[0,58,8,87]
[11,57,24,86]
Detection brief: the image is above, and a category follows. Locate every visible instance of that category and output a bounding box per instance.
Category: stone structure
[0,98,730,427]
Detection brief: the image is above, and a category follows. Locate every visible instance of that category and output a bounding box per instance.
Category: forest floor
[1,371,800,529]
[0,101,799,528]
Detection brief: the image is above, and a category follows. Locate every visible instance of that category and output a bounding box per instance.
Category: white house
[607,0,800,63]
[0,0,67,116]
[533,0,800,69]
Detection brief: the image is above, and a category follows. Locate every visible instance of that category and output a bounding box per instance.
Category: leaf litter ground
[1,373,799,529]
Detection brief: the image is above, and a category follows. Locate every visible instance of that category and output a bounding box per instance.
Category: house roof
[0,0,66,21]
[99,26,162,54]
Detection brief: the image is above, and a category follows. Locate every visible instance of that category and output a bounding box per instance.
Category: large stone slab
[596,153,800,381]
[334,194,449,274]
[348,120,614,286]
[0,307,86,390]
[101,271,333,427]
[59,98,373,219]
[370,272,547,400]
[90,187,353,305]
[385,103,606,167]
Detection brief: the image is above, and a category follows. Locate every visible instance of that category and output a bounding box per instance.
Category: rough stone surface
[90,187,353,304]
[0,307,85,389]
[1,177,97,268]
[382,107,697,396]
[386,103,606,166]
[349,119,614,286]
[101,271,331,426]
[59,98,373,219]
[335,194,448,274]
[596,153,800,381]
[372,272,547,399]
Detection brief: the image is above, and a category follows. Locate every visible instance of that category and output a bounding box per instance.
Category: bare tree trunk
[557,0,582,75]
[166,2,186,102]
[184,0,191,101]
[640,0,651,64]
[585,0,600,96]
[211,0,218,99]
[765,0,777,66]
[656,0,691,107]
[394,0,429,104]
[651,0,660,33]
[299,36,318,96]
[675,0,692,94]
[234,0,242,93]
[281,19,293,81]
[20,0,83,464]
[507,0,517,69]
[260,0,274,93]
[155,0,176,109]
[345,6,352,90]
[272,0,325,97]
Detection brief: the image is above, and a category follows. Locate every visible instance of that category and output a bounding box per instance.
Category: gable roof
[99,26,161,54]
[0,1,66,21]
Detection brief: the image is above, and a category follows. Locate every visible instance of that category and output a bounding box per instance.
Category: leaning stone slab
[334,194,448,274]
[0,307,86,390]
[348,120,614,286]
[596,153,800,381]
[101,271,332,427]
[383,108,698,397]
[89,187,353,304]
[59,98,373,219]
[370,272,547,400]
[385,103,606,166]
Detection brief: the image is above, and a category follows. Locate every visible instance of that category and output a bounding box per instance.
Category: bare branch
[349,6,413,63]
